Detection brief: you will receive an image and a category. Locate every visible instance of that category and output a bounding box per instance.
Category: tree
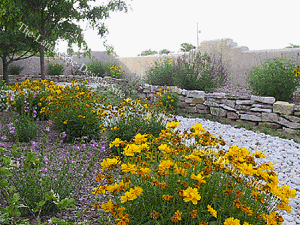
[159,49,171,55]
[0,0,41,84]
[180,43,196,52]
[285,43,300,49]
[12,0,131,80]
[138,49,158,56]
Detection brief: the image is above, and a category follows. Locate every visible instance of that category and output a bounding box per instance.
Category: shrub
[47,62,65,75]
[156,86,179,114]
[6,114,38,142]
[246,57,300,102]
[138,49,158,56]
[180,42,196,52]
[8,64,24,75]
[159,49,171,55]
[94,122,295,224]
[103,98,175,157]
[144,57,176,86]
[85,60,106,77]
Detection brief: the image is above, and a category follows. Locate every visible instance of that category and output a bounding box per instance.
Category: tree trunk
[39,36,45,80]
[2,55,9,85]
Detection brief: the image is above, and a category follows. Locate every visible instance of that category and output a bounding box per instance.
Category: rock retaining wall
[9,75,300,135]
[136,84,300,135]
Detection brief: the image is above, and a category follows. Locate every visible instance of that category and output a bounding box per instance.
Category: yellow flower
[11,101,16,105]
[250,150,266,158]
[158,159,174,172]
[63,120,68,124]
[171,210,182,223]
[191,172,207,184]
[224,217,241,225]
[101,200,114,213]
[207,205,217,218]
[133,133,148,144]
[150,210,159,219]
[121,163,137,174]
[145,113,151,121]
[182,187,201,205]
[162,195,173,201]
[109,138,123,148]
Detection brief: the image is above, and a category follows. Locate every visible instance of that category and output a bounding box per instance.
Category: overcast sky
[56,0,300,58]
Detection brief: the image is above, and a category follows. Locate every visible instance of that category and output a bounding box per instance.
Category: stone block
[181,90,187,96]
[282,127,299,135]
[186,107,197,113]
[235,105,251,110]
[192,98,204,104]
[227,111,239,119]
[196,109,209,114]
[277,117,300,129]
[185,98,193,103]
[203,101,220,107]
[224,99,235,108]
[186,90,205,98]
[294,104,300,111]
[177,101,188,108]
[246,111,262,117]
[261,112,279,122]
[240,114,261,122]
[205,92,226,98]
[196,104,208,110]
[251,95,276,104]
[221,104,237,112]
[210,107,227,117]
[205,97,226,104]
[252,103,273,109]
[283,115,300,123]
[294,112,300,116]
[257,122,281,130]
[273,101,294,115]
[236,100,255,105]
[250,108,272,113]
[179,95,186,102]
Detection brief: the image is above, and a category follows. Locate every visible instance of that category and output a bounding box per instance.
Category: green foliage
[285,43,300,48]
[173,51,227,92]
[138,49,158,56]
[159,49,171,55]
[7,114,38,142]
[157,87,179,114]
[180,42,196,52]
[47,62,65,75]
[246,57,300,102]
[86,60,106,77]
[145,51,228,92]
[85,60,122,78]
[145,57,176,86]
[8,64,24,75]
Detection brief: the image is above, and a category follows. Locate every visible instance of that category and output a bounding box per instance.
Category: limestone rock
[273,101,294,115]
[251,95,276,104]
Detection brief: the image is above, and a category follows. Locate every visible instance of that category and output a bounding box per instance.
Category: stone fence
[135,84,300,135]
[7,75,300,135]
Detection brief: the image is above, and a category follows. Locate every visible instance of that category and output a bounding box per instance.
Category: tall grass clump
[144,51,228,92]
[93,122,295,224]
[246,57,300,102]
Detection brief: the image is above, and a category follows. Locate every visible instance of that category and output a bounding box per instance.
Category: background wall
[2,38,300,88]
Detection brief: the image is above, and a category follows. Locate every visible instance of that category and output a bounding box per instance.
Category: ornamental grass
[93,121,296,225]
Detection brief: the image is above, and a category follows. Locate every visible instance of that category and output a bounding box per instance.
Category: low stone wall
[135,84,300,135]
[9,75,300,135]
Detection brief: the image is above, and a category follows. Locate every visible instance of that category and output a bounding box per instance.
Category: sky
[56,0,300,58]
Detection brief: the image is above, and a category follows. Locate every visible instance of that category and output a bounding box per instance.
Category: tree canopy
[8,0,131,80]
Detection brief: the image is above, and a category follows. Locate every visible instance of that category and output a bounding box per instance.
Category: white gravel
[174,115,300,225]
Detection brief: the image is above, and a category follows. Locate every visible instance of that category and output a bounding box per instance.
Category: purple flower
[1,135,6,141]
[0,143,6,148]
[43,156,49,164]
[69,160,74,164]
[33,95,36,98]
[83,136,88,140]
[48,120,53,125]
[33,114,37,118]
[61,153,65,157]
[90,144,95,148]
[87,152,92,157]
[31,141,36,146]
[101,146,106,152]
[73,146,80,150]
[81,144,86,148]
[25,110,28,113]
[60,157,65,161]
[30,145,36,150]
[68,169,74,174]
[60,132,67,138]
[20,155,25,160]
[40,167,48,172]
[46,127,50,132]
[41,173,45,177]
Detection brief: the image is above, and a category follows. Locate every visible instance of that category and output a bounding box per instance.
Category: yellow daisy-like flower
[182,187,201,205]
[109,138,123,148]
[101,200,114,213]
[63,120,68,124]
[133,133,148,144]
[207,205,217,218]
[224,217,241,225]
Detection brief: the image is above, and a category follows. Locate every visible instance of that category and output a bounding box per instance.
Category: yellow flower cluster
[110,64,123,77]
[293,66,300,77]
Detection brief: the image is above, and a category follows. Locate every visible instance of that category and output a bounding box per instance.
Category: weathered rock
[283,115,300,123]
[236,100,255,105]
[250,107,272,113]
[235,105,251,110]
[210,107,227,117]
[240,114,261,122]
[282,127,299,135]
[251,95,276,104]
[277,117,300,129]
[273,101,294,115]
[186,90,205,98]
[224,99,235,108]
[257,122,281,130]
[252,103,273,109]
[196,104,208,110]
[203,101,220,107]
[227,111,239,119]
[192,98,204,104]
[261,113,279,123]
